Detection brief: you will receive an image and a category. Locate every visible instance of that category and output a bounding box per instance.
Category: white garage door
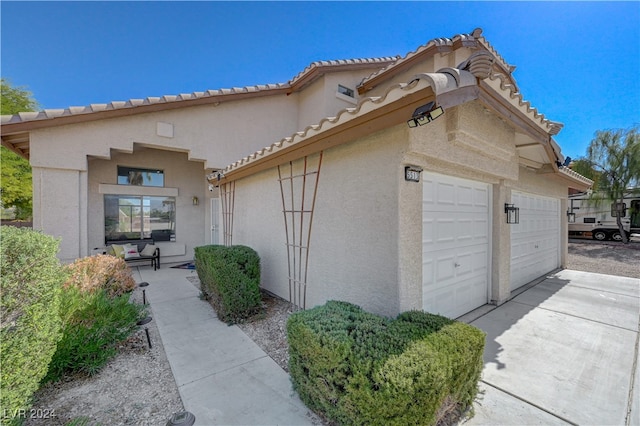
[422,172,490,319]
[510,191,560,290]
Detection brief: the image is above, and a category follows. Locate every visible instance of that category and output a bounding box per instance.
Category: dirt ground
[23,240,639,425]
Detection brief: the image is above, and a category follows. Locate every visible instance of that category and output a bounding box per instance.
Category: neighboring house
[1,28,591,319]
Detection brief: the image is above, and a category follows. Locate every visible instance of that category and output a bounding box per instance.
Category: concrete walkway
[135,266,639,425]
[134,266,319,426]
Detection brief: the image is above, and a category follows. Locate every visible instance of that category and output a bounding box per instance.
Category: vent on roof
[337,85,355,98]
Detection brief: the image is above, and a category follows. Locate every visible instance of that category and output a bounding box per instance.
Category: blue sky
[1,1,638,159]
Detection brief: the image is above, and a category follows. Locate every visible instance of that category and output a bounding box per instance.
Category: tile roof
[357,28,516,94]
[212,68,478,179]
[0,58,396,127]
[288,57,398,90]
[559,166,594,186]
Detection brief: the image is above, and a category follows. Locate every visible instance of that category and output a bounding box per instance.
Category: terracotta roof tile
[215,69,475,177]
[358,28,516,93]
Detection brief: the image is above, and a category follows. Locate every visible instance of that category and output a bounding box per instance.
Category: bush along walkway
[287,301,485,425]
[1,226,155,426]
[138,265,320,425]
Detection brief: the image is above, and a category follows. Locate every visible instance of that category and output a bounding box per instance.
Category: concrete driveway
[462,269,639,426]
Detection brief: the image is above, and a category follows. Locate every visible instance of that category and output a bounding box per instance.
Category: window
[105,195,175,241]
[117,166,164,187]
[611,202,626,217]
[337,84,355,98]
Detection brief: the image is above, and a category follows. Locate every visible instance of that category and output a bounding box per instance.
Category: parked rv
[568,192,640,241]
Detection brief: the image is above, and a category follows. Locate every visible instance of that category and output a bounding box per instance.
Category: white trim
[335,91,358,105]
[98,183,179,196]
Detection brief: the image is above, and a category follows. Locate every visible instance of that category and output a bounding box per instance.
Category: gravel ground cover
[24,240,639,425]
[24,288,183,426]
[567,238,640,279]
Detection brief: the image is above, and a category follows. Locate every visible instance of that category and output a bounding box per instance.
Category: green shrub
[44,287,146,382]
[194,245,261,324]
[63,254,136,297]
[287,301,486,425]
[0,227,66,425]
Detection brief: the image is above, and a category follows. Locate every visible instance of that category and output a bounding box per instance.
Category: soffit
[1,133,30,158]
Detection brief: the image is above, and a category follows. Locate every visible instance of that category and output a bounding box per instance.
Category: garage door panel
[510,191,560,290]
[437,182,455,205]
[423,173,490,319]
[436,219,456,243]
[474,187,489,207]
[457,185,474,206]
[423,259,434,285]
[436,255,456,281]
[458,219,473,242]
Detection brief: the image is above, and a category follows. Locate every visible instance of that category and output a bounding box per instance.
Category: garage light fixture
[567,209,576,223]
[504,204,519,224]
[407,102,445,128]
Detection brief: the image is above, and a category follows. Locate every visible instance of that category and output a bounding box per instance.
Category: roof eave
[558,167,593,191]
[0,86,291,135]
[288,59,397,94]
[213,85,439,185]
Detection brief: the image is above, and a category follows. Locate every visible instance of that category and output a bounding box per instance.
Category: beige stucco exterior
[18,67,380,263]
[227,98,579,317]
[1,28,591,317]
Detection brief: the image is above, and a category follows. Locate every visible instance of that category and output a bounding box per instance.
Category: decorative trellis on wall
[277,152,323,310]
[219,181,235,246]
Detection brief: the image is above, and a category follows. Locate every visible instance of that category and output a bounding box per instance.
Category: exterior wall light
[407,101,445,128]
[192,196,199,206]
[567,210,576,223]
[505,203,519,224]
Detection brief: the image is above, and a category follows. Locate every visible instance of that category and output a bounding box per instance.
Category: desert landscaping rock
[26,240,639,425]
[25,287,184,426]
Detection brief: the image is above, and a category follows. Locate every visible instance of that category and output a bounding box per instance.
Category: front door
[211,198,220,245]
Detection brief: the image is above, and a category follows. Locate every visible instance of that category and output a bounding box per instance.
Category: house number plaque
[404,166,422,182]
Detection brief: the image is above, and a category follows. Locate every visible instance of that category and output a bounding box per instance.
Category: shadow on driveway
[462,270,640,425]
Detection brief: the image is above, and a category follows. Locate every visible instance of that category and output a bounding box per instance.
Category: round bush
[0,227,65,424]
[64,254,136,297]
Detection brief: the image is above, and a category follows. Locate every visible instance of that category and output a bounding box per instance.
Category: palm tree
[581,126,640,243]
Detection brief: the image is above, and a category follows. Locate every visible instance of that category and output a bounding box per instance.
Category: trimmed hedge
[287,301,486,425]
[0,227,66,425]
[194,245,261,324]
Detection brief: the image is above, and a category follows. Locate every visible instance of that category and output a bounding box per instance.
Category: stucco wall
[29,95,300,172]
[32,167,87,262]
[232,127,404,317]
[296,70,380,132]
[26,71,388,262]
[87,147,207,262]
